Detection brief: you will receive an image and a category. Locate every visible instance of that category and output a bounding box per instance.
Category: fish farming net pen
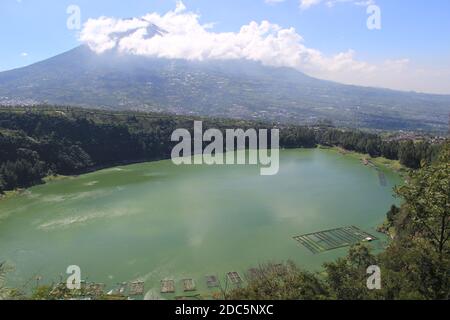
[182,279,196,292]
[160,280,175,294]
[293,226,378,254]
[128,281,145,296]
[205,275,219,288]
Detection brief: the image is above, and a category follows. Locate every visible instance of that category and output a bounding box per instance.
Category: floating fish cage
[227,272,243,285]
[160,280,175,294]
[293,226,378,254]
[182,279,196,292]
[128,281,145,296]
[205,275,219,288]
[86,283,105,296]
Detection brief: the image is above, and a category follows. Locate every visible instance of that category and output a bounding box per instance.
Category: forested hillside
[0,106,443,193]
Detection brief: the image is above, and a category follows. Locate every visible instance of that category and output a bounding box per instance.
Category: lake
[0,148,402,298]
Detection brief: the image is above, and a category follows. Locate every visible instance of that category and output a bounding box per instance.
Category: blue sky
[1,0,450,93]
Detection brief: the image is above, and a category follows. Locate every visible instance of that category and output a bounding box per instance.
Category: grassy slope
[319,145,406,174]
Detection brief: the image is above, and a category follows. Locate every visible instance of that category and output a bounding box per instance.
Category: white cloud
[300,0,322,10]
[20,52,28,57]
[79,2,450,94]
[80,2,373,75]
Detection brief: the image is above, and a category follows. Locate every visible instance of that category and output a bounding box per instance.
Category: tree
[395,142,450,256]
[228,261,328,300]
[0,262,19,300]
[323,244,380,300]
[0,174,5,194]
[399,140,419,169]
[386,204,400,223]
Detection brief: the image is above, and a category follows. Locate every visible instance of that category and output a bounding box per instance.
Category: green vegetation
[229,143,449,300]
[0,107,442,194]
[0,105,447,300]
[0,262,7,299]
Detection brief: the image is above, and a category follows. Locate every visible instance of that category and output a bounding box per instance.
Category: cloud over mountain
[79,1,450,94]
[80,2,372,74]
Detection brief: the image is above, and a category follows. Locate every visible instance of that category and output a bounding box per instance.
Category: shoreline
[0,146,406,202]
[0,156,171,201]
[319,145,407,175]
[0,147,403,299]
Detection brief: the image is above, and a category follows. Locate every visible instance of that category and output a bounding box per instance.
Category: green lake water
[0,149,402,298]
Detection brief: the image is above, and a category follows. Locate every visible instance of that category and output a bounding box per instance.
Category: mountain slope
[0,45,449,131]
